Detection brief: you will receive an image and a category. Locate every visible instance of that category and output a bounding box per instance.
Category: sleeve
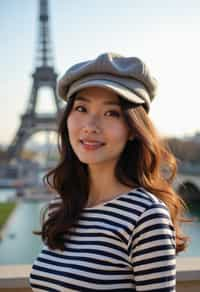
[128,203,176,291]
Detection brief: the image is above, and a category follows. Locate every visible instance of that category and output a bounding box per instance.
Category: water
[179,203,200,257]
[0,188,16,202]
[0,189,199,265]
[0,197,46,265]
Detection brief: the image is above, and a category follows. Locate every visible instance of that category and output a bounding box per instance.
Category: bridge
[175,174,200,201]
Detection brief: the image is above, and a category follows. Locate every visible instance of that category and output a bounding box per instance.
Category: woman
[30,52,189,291]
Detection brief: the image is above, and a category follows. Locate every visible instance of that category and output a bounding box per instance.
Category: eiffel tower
[7,0,62,160]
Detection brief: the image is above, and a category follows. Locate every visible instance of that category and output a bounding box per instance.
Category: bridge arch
[177,181,200,202]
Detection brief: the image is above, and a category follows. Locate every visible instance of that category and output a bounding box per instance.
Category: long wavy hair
[39,94,190,254]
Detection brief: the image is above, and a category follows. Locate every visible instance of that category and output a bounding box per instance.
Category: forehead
[74,86,121,105]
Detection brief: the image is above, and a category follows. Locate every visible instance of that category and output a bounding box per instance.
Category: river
[0,189,199,265]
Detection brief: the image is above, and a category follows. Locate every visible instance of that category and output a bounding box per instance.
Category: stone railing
[0,258,200,292]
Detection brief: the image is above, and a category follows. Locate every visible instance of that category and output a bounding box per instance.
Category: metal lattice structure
[7,0,62,159]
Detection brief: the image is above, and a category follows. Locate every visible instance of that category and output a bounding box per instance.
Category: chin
[77,157,104,165]
[76,154,118,167]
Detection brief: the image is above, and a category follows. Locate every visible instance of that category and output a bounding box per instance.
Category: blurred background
[0,0,199,265]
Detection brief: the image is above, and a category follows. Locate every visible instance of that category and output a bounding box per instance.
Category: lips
[81,139,105,145]
[80,139,105,150]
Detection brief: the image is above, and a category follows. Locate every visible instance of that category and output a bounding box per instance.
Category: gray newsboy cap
[57,52,157,112]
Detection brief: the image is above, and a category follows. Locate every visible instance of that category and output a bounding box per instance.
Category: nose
[83,115,101,134]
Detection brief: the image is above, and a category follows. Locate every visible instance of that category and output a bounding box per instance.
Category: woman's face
[67,86,133,168]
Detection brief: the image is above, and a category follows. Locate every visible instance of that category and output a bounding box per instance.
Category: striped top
[29,187,176,291]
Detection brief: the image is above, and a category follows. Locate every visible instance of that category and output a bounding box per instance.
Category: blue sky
[1,0,200,145]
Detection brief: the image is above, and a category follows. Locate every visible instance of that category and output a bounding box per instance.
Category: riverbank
[0,200,45,265]
[0,189,200,265]
[0,202,17,230]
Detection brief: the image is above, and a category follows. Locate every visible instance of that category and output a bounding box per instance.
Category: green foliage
[0,202,16,229]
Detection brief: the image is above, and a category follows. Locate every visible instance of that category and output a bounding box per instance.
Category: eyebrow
[74,96,121,106]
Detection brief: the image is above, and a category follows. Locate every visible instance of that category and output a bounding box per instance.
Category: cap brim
[67,79,145,106]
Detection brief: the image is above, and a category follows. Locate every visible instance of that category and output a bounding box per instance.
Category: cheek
[67,115,80,133]
[109,123,129,143]
[66,116,79,144]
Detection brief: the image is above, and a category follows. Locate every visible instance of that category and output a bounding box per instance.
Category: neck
[87,162,133,207]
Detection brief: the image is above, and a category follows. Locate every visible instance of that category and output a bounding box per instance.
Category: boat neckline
[83,187,139,210]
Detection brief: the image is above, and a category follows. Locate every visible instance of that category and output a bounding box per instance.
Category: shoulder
[132,187,165,204]
[132,187,170,213]
[128,187,173,227]
[128,188,175,248]
[131,187,174,233]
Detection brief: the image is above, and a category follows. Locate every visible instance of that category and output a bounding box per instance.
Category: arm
[129,203,176,291]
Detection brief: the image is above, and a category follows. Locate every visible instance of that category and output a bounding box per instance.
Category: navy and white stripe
[30,187,176,291]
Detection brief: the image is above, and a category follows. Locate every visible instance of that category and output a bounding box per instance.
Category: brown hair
[39,95,190,253]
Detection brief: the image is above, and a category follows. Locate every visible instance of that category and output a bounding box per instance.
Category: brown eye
[105,111,121,117]
[74,105,86,112]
